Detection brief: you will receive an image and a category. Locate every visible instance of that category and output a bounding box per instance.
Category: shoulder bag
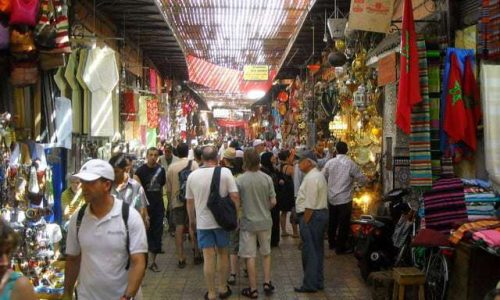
[207,167,237,231]
[9,0,39,27]
[9,27,36,54]
[10,60,38,86]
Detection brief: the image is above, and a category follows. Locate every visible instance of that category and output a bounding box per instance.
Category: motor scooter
[353,188,410,280]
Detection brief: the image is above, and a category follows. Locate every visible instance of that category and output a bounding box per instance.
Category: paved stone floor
[142,230,371,300]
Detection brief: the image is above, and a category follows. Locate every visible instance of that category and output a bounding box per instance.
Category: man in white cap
[252,139,266,155]
[63,159,148,300]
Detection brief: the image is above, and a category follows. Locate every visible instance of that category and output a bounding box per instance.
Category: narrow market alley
[142,231,371,299]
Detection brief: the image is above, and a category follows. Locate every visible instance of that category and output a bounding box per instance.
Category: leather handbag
[35,0,57,49]
[207,167,238,231]
[9,0,39,27]
[0,0,11,14]
[9,28,36,53]
[0,21,8,50]
[39,52,65,70]
[10,61,38,86]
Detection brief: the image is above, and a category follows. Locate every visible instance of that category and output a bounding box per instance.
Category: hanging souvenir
[9,0,39,27]
[28,165,40,194]
[278,102,286,116]
[277,91,289,102]
[9,28,36,54]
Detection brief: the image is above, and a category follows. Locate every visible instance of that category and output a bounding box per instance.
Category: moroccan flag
[462,55,481,151]
[396,0,422,134]
[444,53,469,147]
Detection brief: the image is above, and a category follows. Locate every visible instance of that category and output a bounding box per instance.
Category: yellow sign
[243,65,269,81]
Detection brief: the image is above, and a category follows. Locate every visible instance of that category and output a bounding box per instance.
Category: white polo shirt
[295,168,328,214]
[66,197,148,300]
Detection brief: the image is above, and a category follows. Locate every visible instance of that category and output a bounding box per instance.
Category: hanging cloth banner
[348,0,395,33]
[396,0,421,134]
[217,119,248,128]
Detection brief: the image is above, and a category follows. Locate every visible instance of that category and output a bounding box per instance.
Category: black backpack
[177,160,193,203]
[76,201,130,270]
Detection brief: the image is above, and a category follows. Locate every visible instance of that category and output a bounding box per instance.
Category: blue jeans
[298,209,329,290]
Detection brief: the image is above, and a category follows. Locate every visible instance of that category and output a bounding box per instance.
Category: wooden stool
[392,267,425,300]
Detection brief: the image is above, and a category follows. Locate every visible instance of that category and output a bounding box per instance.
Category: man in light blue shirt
[294,151,328,293]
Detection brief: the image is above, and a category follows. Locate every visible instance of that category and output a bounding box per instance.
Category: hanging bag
[9,0,39,27]
[9,27,36,55]
[0,0,11,14]
[35,0,57,49]
[207,167,237,231]
[10,60,38,86]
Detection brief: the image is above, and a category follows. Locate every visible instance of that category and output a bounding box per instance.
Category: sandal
[241,287,258,299]
[227,273,236,285]
[219,285,232,299]
[204,292,216,300]
[148,263,160,272]
[263,281,275,295]
[178,259,186,269]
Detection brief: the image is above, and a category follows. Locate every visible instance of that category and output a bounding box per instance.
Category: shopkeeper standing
[63,159,148,300]
[322,141,367,254]
[134,147,167,272]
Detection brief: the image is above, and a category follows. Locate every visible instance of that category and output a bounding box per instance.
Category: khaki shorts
[239,229,272,258]
[172,206,188,226]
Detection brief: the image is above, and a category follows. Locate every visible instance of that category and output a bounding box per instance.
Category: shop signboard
[348,0,395,33]
[243,65,269,81]
[213,108,231,119]
[377,52,397,86]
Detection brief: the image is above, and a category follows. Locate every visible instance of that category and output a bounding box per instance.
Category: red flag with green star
[396,0,421,134]
[444,53,469,147]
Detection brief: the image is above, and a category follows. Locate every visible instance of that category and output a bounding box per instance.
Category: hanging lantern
[353,84,367,111]
[277,91,289,102]
[307,64,321,74]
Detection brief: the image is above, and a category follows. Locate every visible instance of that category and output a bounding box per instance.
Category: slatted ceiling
[96,0,188,79]
[162,0,315,70]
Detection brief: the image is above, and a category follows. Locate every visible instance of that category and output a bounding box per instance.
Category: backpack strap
[76,203,88,238]
[76,202,130,270]
[122,201,130,270]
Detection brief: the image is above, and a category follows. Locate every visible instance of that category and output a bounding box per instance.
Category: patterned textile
[478,0,500,60]
[423,177,468,234]
[146,98,159,128]
[138,96,148,126]
[449,219,500,244]
[122,91,136,121]
[409,40,432,188]
[159,115,168,140]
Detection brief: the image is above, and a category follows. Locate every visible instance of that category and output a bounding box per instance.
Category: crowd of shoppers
[0,137,371,300]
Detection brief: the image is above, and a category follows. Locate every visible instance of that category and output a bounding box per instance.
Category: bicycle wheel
[425,253,449,300]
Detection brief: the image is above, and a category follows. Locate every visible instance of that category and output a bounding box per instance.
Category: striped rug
[410,40,433,188]
[423,177,468,234]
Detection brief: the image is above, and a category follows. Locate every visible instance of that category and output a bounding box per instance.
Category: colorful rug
[423,177,468,234]
[409,40,433,188]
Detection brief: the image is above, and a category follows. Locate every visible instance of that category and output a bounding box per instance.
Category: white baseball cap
[73,159,115,181]
[253,139,265,147]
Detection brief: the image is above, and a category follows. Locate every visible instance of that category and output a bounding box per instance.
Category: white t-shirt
[66,197,148,300]
[185,167,238,229]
